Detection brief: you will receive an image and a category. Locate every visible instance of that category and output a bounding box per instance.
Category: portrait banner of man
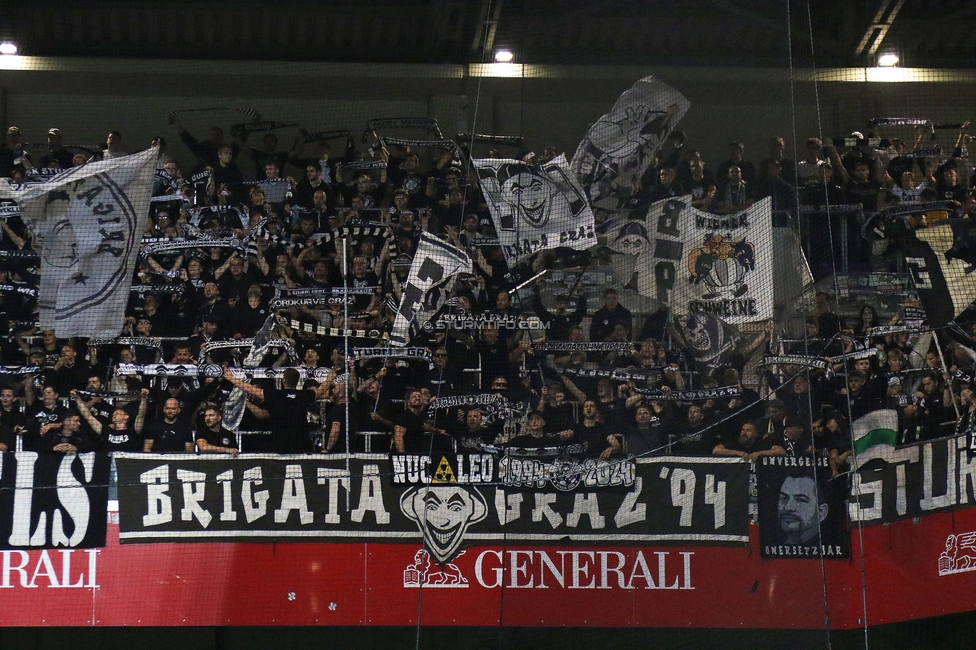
[473,155,596,266]
[757,456,849,559]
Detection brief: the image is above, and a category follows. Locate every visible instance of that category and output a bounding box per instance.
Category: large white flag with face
[473,154,596,266]
[0,149,156,337]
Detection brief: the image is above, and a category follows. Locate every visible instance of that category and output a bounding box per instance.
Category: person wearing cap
[432,186,467,231]
[757,398,794,442]
[39,128,74,169]
[421,347,461,397]
[506,410,572,449]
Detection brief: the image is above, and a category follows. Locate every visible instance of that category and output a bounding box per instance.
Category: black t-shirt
[0,423,14,451]
[393,408,429,454]
[623,423,666,457]
[0,406,25,432]
[198,426,238,450]
[144,419,193,452]
[23,405,69,452]
[102,425,143,453]
[262,387,316,453]
[672,424,717,456]
[571,421,611,456]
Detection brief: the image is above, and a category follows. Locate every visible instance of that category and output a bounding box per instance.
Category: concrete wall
[1,58,973,179]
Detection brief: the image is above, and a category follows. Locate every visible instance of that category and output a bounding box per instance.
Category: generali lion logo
[939,531,976,576]
[399,480,487,588]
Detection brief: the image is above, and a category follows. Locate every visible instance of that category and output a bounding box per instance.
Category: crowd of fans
[0,117,974,482]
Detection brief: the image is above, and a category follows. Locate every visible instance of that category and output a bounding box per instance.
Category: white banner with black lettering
[391,231,472,346]
[849,434,976,525]
[0,149,156,337]
[604,196,774,323]
[473,155,596,265]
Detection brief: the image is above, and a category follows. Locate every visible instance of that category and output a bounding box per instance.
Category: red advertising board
[2,507,975,628]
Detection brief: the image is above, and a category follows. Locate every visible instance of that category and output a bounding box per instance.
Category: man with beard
[143,398,194,453]
[712,421,785,462]
[777,473,828,546]
[393,389,446,454]
[195,405,238,456]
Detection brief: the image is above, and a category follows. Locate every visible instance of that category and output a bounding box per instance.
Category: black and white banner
[557,365,660,383]
[473,155,596,265]
[284,318,388,340]
[757,355,831,371]
[353,347,431,362]
[896,219,976,326]
[849,434,976,525]
[391,231,472,346]
[428,394,504,410]
[534,341,634,352]
[0,452,110,549]
[116,454,749,552]
[633,386,740,401]
[115,363,332,382]
[0,149,157,337]
[673,311,743,369]
[757,456,849,559]
[571,75,689,215]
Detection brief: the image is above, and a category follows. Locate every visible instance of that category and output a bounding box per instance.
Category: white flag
[603,196,774,324]
[391,232,472,346]
[572,75,689,216]
[473,154,596,266]
[0,149,156,338]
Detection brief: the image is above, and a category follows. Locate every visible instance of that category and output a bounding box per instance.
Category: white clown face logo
[500,171,557,227]
[400,485,487,564]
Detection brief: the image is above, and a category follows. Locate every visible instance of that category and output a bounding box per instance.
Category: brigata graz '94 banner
[0,452,110,549]
[116,454,749,559]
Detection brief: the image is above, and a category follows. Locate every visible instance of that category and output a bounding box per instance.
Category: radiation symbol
[432,457,457,484]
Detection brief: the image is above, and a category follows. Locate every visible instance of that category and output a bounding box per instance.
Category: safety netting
[0,0,975,647]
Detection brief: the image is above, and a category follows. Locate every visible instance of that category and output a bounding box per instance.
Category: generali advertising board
[0,451,974,628]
